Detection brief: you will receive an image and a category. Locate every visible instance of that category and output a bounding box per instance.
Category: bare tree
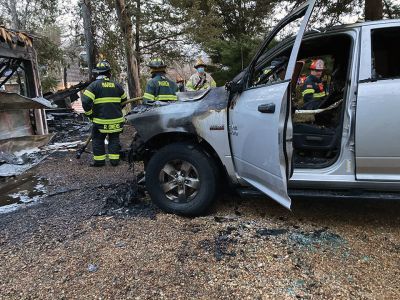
[365,0,383,20]
[1,0,22,29]
[115,0,141,98]
[135,0,141,64]
[81,0,97,80]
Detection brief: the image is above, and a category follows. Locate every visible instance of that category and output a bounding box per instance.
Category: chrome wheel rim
[159,159,200,203]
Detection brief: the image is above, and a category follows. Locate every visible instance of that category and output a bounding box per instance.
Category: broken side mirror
[226,80,245,102]
[226,68,249,96]
[226,73,248,95]
[225,80,243,94]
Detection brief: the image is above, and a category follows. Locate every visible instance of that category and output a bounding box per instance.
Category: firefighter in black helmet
[82,60,127,167]
[143,58,178,104]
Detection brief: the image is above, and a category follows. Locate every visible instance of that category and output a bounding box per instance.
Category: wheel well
[143,132,228,182]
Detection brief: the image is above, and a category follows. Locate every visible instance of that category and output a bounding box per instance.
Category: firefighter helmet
[148,58,167,69]
[310,59,325,71]
[194,58,206,68]
[93,60,111,74]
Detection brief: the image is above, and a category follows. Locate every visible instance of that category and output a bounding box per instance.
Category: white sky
[55,0,400,51]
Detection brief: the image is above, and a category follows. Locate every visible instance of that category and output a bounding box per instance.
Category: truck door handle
[258,103,275,113]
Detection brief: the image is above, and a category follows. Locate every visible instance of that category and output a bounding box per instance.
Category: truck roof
[326,18,400,32]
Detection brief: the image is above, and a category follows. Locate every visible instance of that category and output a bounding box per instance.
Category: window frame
[359,22,400,82]
[370,26,400,81]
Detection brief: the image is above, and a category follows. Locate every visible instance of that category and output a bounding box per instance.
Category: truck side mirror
[225,80,244,95]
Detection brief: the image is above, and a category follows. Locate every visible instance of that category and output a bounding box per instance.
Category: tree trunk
[63,66,68,89]
[7,0,21,29]
[135,0,141,64]
[115,0,141,98]
[365,0,383,20]
[81,0,97,80]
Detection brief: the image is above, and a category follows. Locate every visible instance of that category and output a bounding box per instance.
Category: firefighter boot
[90,160,105,167]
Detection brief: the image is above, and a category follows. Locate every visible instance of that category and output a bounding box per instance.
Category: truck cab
[127,1,400,216]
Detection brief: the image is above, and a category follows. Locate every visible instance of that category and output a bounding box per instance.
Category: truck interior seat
[293,123,338,151]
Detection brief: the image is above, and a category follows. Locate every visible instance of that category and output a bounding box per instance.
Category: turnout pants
[92,125,121,165]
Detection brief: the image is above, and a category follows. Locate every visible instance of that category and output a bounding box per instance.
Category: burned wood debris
[0,26,93,179]
[43,80,92,110]
[1,27,53,178]
[0,98,91,177]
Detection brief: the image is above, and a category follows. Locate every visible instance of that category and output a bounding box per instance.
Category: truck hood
[126,87,229,141]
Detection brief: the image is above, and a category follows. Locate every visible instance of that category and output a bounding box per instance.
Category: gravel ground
[0,125,399,299]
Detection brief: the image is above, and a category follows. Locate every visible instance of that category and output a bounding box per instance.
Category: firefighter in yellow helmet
[82,60,127,167]
[186,58,216,91]
[301,58,328,109]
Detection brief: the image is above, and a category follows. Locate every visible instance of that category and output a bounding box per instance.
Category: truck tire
[145,142,218,216]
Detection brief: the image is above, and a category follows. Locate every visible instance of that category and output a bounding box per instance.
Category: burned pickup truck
[128,0,400,216]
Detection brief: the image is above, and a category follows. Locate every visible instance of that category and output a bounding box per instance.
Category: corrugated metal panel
[0,92,54,109]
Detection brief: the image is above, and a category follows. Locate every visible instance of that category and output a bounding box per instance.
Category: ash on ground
[47,112,91,143]
[98,180,158,219]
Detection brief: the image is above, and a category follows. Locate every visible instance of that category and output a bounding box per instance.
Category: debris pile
[288,228,345,250]
[199,226,238,261]
[0,149,48,177]
[0,140,90,177]
[98,180,157,219]
[195,218,347,262]
[0,113,91,178]
[47,113,91,143]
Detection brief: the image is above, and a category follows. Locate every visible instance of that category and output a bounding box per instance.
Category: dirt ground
[0,126,399,299]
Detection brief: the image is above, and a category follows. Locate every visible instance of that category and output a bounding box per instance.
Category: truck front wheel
[145,142,217,216]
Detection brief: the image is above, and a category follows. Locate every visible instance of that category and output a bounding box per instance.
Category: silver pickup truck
[127,0,400,216]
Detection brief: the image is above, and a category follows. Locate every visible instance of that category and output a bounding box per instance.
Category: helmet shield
[194,58,206,68]
[148,58,167,69]
[310,59,325,70]
[93,60,111,74]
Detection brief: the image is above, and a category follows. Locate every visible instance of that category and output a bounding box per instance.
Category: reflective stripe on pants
[92,125,121,163]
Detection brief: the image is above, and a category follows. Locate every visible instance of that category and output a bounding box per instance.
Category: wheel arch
[142,132,229,182]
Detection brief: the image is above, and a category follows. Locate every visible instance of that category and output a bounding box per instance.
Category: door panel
[356,25,400,181]
[230,82,291,207]
[229,0,316,208]
[356,79,400,180]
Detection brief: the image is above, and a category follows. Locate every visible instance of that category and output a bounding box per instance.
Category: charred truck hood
[126,87,229,143]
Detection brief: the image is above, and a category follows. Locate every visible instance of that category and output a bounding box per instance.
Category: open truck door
[228,0,316,209]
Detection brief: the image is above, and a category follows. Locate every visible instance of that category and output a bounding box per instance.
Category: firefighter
[301,59,328,109]
[82,60,127,167]
[186,58,216,91]
[143,58,178,105]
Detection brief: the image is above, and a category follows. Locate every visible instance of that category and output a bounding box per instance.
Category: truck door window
[371,27,400,80]
[249,18,305,88]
